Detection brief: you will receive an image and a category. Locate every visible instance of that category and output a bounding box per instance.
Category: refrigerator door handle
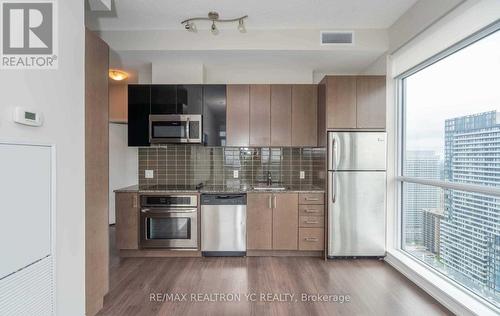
[331,173,336,204]
[331,137,336,170]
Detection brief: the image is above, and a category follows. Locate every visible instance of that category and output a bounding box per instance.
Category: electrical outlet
[233,170,239,179]
[300,171,305,179]
[145,170,154,179]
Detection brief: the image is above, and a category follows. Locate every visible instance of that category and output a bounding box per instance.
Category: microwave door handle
[186,117,190,142]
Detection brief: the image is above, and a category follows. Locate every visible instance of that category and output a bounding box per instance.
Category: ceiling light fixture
[108,69,129,81]
[181,11,248,35]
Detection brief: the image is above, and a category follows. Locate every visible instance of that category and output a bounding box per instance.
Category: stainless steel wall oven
[140,195,198,249]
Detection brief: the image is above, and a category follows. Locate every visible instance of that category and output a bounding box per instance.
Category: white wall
[109,123,138,224]
[390,0,500,77]
[0,1,85,315]
[205,65,313,84]
[361,54,387,75]
[388,0,465,52]
[152,62,204,84]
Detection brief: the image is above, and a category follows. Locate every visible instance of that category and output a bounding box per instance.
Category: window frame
[394,20,500,310]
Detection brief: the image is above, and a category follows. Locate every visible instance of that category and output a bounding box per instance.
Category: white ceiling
[87,0,418,31]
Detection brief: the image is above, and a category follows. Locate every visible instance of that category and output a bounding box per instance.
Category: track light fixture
[181,11,248,35]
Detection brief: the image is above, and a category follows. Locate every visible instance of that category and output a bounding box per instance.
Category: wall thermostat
[13,107,43,127]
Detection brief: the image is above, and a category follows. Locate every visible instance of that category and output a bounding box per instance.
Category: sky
[404,29,500,159]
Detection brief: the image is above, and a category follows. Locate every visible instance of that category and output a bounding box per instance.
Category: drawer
[299,193,324,205]
[298,205,324,216]
[299,228,324,251]
[299,216,324,228]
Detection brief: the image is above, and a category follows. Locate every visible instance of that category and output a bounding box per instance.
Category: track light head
[211,21,219,35]
[238,19,246,33]
[184,22,197,32]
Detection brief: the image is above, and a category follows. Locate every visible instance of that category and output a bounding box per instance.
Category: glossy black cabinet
[151,85,177,114]
[128,85,151,146]
[177,85,203,114]
[203,85,227,146]
[128,84,227,147]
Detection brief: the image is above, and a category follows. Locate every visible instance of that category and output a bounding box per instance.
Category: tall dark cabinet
[128,85,151,146]
[150,85,203,115]
[150,85,176,114]
[203,85,227,146]
[178,85,203,114]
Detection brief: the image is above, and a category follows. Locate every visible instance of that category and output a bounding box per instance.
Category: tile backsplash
[138,146,326,189]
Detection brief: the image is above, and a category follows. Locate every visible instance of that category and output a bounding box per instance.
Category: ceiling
[87,0,418,31]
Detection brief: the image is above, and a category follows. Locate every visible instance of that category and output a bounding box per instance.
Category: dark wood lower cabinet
[115,192,139,250]
[246,193,273,250]
[272,193,298,250]
[248,193,324,252]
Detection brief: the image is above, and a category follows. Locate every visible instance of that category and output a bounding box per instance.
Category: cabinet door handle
[133,195,138,208]
[305,209,319,213]
[273,196,277,209]
[305,197,319,201]
[305,220,319,224]
[305,237,319,242]
[268,196,272,209]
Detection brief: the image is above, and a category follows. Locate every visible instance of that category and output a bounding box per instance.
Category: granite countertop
[114,184,324,194]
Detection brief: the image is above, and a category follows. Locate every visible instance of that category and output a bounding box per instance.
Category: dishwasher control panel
[201,194,247,205]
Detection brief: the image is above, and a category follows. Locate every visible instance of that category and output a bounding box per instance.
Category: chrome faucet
[266,171,273,186]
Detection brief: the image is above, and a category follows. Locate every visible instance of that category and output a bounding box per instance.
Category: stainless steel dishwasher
[201,194,246,256]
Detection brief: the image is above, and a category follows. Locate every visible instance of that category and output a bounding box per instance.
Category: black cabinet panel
[151,85,177,114]
[128,85,151,146]
[203,85,227,146]
[177,85,203,114]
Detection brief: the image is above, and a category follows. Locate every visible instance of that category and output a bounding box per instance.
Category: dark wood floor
[98,227,451,316]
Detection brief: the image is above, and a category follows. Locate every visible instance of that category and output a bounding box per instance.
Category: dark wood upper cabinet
[249,85,271,146]
[226,85,250,146]
[325,76,357,129]
[150,85,177,114]
[128,85,150,147]
[292,85,317,147]
[356,76,386,129]
[271,85,292,147]
[177,85,203,115]
[318,75,386,134]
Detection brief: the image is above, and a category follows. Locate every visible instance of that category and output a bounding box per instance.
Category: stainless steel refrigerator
[328,132,387,257]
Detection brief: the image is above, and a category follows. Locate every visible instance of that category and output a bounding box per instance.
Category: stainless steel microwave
[149,114,202,144]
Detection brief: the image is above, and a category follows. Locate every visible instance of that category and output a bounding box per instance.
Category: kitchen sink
[252,186,287,191]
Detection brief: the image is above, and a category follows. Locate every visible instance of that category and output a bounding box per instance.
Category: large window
[398,24,500,308]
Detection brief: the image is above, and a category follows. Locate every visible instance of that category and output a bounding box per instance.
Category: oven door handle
[141,208,197,214]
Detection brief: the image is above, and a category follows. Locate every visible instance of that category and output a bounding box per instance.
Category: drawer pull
[305,198,319,201]
[305,209,319,213]
[304,237,319,242]
[305,220,319,224]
